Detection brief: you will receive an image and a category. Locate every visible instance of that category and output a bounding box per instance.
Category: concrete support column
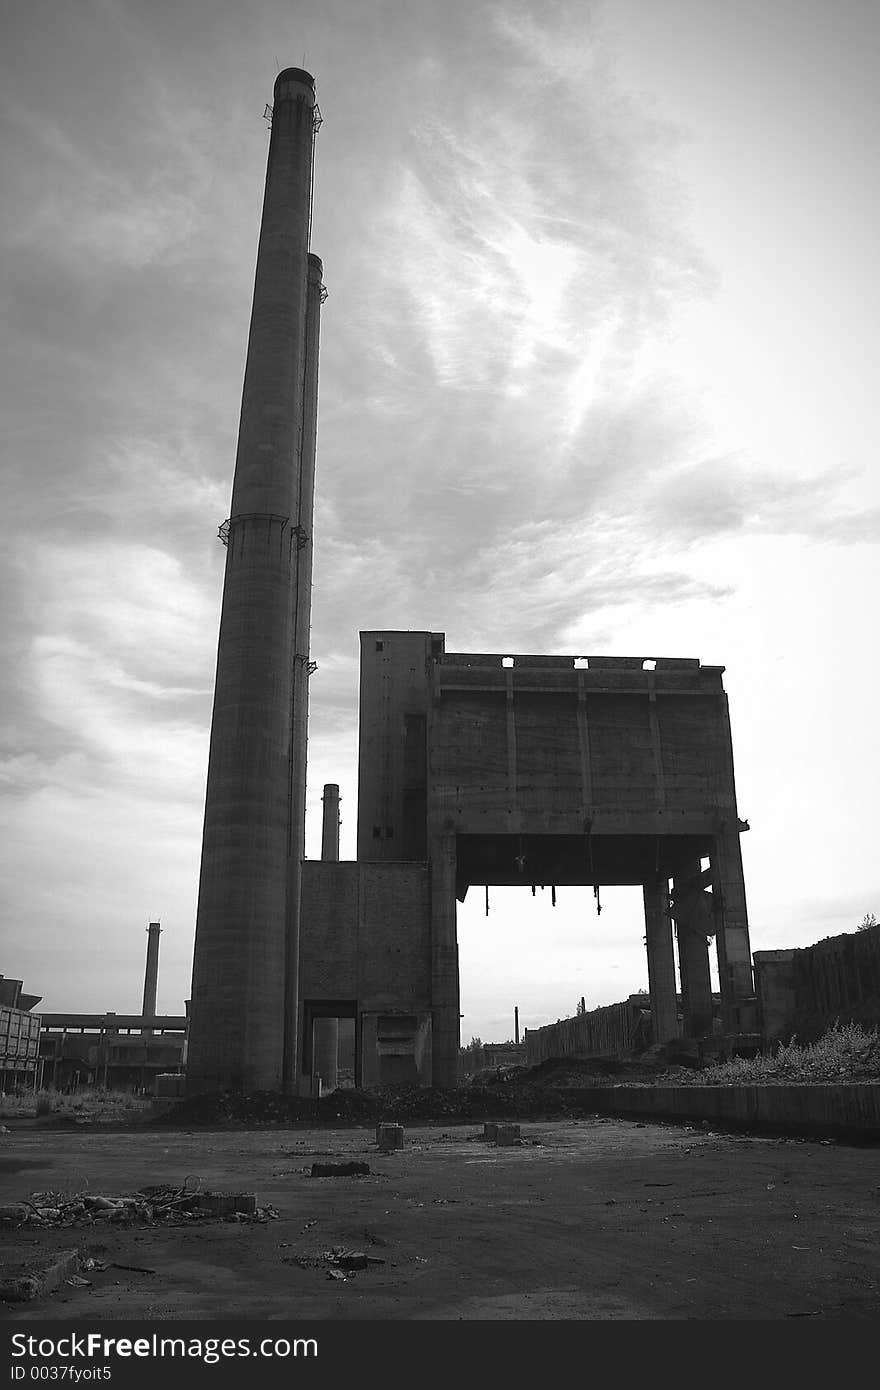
[312,782,340,1092]
[313,1020,338,1092]
[712,825,757,1033]
[672,861,713,1038]
[430,831,460,1088]
[643,878,678,1043]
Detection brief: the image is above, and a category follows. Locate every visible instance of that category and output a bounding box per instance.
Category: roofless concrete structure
[187,71,755,1095]
[187,69,323,1093]
[298,634,756,1089]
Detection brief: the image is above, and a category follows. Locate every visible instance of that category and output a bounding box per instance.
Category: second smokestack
[142,921,161,1035]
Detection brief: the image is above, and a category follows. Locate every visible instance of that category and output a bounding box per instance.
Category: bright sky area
[1,0,877,1043]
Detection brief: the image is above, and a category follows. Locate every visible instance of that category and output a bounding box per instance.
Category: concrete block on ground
[376,1123,405,1151]
[495,1123,521,1146]
[482,1121,521,1144]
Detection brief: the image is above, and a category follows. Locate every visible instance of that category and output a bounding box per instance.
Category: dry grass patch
[0,1088,153,1122]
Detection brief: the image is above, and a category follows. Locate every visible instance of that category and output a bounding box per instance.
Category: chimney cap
[275,67,315,93]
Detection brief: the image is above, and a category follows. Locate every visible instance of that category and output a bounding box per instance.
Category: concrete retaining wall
[572,1083,880,1138]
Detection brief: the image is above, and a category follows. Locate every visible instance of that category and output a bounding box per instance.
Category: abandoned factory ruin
[186,69,757,1097]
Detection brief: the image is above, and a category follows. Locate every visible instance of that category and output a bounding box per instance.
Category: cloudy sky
[1,0,877,1044]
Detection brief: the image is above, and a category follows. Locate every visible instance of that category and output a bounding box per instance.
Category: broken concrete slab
[0,1248,81,1303]
[331,1250,385,1270]
[310,1161,371,1178]
[0,1203,30,1227]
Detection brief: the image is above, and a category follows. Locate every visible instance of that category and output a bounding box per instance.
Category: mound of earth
[156,1054,702,1128]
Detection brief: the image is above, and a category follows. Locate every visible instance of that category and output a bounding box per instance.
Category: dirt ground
[2,1114,879,1321]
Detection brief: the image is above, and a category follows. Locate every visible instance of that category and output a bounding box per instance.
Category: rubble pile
[147,1040,880,1130]
[159,1064,674,1129]
[0,1182,273,1230]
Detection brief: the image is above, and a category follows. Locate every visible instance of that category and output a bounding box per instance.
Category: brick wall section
[299,861,431,1012]
[299,862,360,997]
[358,863,431,1010]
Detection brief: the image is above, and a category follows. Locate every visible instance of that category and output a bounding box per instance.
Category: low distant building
[38,1010,188,1092]
[27,922,189,1092]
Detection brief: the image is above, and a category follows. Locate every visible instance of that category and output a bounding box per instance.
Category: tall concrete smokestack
[188,69,323,1094]
[142,921,161,1035]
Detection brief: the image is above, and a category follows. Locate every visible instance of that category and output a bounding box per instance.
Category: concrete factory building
[187,71,756,1096]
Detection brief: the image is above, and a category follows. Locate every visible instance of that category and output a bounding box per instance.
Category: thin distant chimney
[321,783,340,862]
[142,921,162,1033]
[514,1005,519,1046]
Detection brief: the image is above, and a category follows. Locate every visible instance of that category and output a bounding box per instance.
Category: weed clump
[699,1022,880,1085]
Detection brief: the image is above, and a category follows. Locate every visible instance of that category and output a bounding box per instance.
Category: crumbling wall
[754,924,880,1042]
[525,999,648,1064]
